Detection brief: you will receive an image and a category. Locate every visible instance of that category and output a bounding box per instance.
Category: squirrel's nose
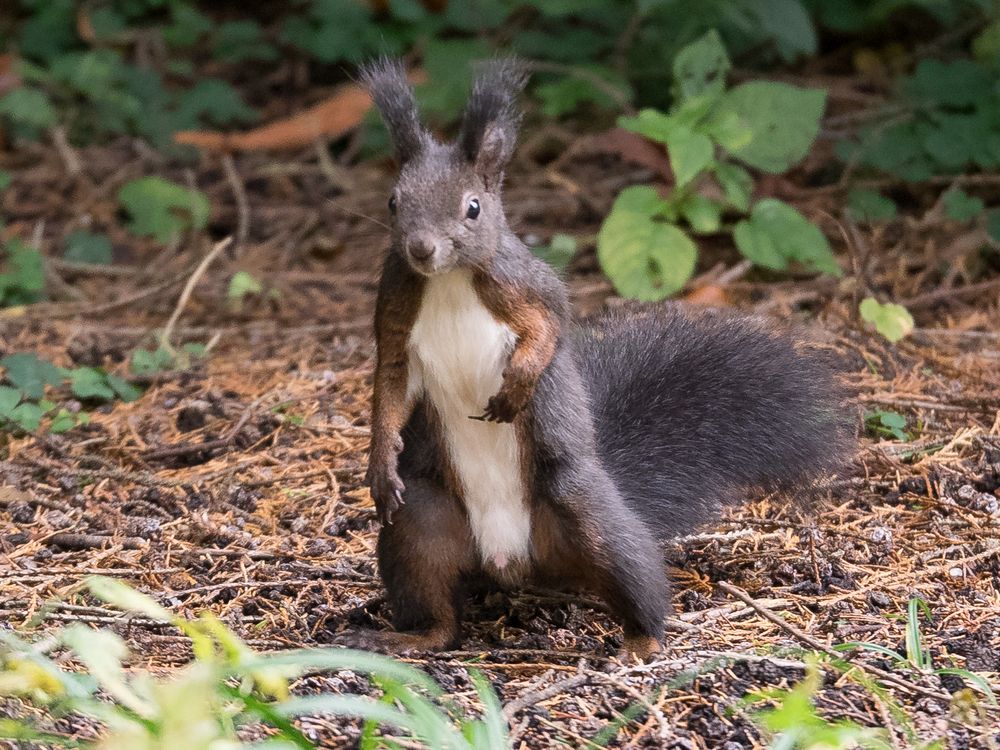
[407,235,438,261]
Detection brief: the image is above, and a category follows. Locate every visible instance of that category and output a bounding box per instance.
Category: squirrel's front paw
[472,389,528,423]
[365,463,405,524]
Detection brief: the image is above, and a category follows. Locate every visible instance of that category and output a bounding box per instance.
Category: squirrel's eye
[388,195,397,215]
[466,197,480,220]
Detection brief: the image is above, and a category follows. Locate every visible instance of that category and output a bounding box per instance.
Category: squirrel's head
[360,58,526,276]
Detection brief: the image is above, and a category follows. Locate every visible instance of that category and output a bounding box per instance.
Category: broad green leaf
[712,82,826,173]
[734,199,840,276]
[672,29,730,102]
[0,171,11,191]
[747,0,817,62]
[942,188,984,222]
[859,298,914,343]
[1,354,64,400]
[903,59,994,108]
[535,72,630,117]
[48,409,77,434]
[618,108,679,145]
[713,162,752,212]
[0,88,57,133]
[418,38,491,117]
[532,234,577,269]
[70,368,115,400]
[0,241,46,306]
[106,374,142,403]
[228,271,263,301]
[162,2,212,47]
[972,19,1000,63]
[213,20,278,64]
[10,402,44,432]
[678,193,722,233]
[987,209,1000,243]
[847,189,897,222]
[597,186,697,301]
[118,177,210,243]
[130,347,174,376]
[64,231,113,265]
[0,387,21,416]
[665,125,713,187]
[174,79,258,129]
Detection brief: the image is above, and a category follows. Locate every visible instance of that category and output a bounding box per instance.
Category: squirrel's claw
[368,465,406,525]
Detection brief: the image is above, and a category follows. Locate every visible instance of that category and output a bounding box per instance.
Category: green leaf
[532,234,577,269]
[734,199,840,276]
[847,189,897,222]
[942,188,984,222]
[972,19,1000,64]
[174,79,258,129]
[665,125,714,188]
[672,29,730,102]
[418,38,491,118]
[213,20,279,64]
[64,231,113,265]
[746,0,817,62]
[0,171,11,191]
[10,402,44,432]
[597,186,697,301]
[130,347,174,376]
[0,88,57,134]
[106,374,142,403]
[713,162,753,212]
[712,82,826,173]
[70,368,115,400]
[61,625,153,717]
[228,271,263,301]
[48,409,77,434]
[859,298,914,343]
[618,108,680,145]
[0,241,45,306]
[903,59,994,108]
[162,2,212,47]
[118,177,210,243]
[87,576,175,623]
[534,71,630,117]
[986,209,1000,243]
[1,354,64,400]
[0,386,21,416]
[678,193,722,233]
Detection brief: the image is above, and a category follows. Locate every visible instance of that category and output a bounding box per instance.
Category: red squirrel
[350,58,852,660]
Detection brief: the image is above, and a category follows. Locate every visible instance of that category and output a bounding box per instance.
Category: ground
[1,126,999,748]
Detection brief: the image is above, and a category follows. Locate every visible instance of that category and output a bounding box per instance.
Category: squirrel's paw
[617,634,662,663]
[365,464,405,524]
[471,390,527,423]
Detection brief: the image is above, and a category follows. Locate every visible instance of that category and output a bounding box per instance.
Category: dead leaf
[684,284,730,306]
[174,70,426,153]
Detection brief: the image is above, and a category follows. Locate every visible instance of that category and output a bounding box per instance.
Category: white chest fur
[407,270,531,569]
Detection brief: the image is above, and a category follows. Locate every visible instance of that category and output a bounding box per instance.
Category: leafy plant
[864,409,910,441]
[118,177,210,243]
[837,57,1000,182]
[747,660,890,750]
[0,240,45,307]
[130,342,208,376]
[0,576,511,749]
[859,297,914,342]
[836,598,997,706]
[532,233,578,269]
[0,353,139,434]
[597,31,838,300]
[64,230,113,265]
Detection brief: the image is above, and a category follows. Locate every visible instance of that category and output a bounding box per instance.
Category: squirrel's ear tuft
[459,58,527,183]
[359,57,427,164]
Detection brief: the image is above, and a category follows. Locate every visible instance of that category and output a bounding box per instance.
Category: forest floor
[1,107,1000,748]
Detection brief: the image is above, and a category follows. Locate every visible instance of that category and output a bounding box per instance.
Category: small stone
[949,567,965,578]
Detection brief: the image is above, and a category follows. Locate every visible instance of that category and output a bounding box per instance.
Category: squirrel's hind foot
[617,634,662,663]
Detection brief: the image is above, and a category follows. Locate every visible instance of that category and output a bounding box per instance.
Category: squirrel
[351,58,853,660]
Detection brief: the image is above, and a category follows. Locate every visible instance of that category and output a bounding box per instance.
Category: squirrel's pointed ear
[459,59,527,183]
[359,58,427,164]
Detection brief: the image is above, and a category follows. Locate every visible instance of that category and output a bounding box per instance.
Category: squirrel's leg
[567,466,670,660]
[339,479,474,653]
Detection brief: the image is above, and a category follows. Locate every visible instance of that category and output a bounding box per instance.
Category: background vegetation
[1,1,999,748]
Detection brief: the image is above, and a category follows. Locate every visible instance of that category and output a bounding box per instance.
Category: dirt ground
[1,126,999,748]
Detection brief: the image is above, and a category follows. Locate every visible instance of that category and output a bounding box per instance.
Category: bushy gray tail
[576,304,854,538]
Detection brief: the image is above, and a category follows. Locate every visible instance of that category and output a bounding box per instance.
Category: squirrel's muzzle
[404,231,449,273]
